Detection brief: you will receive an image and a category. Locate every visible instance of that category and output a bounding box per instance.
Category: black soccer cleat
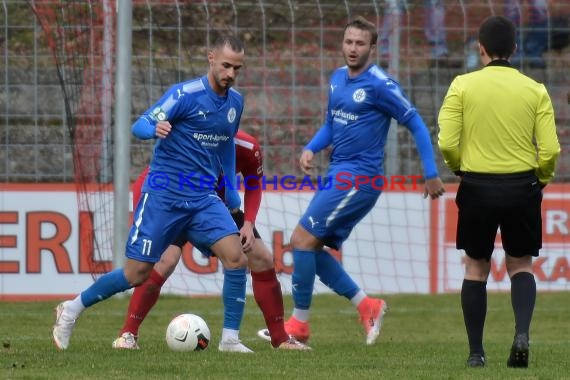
[507,333,529,368]
[466,353,486,368]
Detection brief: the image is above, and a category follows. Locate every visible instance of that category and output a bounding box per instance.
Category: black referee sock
[461,279,487,356]
[511,271,536,336]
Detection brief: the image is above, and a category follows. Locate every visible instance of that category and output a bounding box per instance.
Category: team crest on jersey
[150,107,167,121]
[352,88,366,103]
[227,107,237,123]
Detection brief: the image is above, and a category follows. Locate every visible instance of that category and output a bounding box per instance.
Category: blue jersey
[132,75,243,200]
[307,64,437,178]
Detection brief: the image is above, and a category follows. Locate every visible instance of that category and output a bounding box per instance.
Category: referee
[438,16,560,368]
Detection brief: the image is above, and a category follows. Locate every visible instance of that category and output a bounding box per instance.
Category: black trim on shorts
[231,209,261,239]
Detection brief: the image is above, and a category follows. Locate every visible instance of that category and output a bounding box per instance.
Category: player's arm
[405,113,439,180]
[300,86,334,174]
[241,145,263,225]
[239,143,263,251]
[131,84,184,139]
[220,141,240,210]
[300,122,332,175]
[437,79,463,175]
[534,86,560,186]
[220,109,242,211]
[405,112,445,199]
[305,122,333,154]
[377,77,444,198]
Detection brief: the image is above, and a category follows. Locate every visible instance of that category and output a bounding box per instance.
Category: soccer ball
[165,313,210,352]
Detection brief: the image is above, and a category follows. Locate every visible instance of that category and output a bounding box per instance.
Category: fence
[1,0,569,182]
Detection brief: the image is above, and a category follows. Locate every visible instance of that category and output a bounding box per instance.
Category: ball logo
[196,333,209,350]
[174,331,189,342]
[227,107,237,123]
[353,88,366,103]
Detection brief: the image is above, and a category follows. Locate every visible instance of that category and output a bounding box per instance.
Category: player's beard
[344,50,371,72]
[214,75,234,92]
[222,77,235,90]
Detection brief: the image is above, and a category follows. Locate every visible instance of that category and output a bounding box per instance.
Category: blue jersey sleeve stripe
[182,79,205,94]
[160,94,178,113]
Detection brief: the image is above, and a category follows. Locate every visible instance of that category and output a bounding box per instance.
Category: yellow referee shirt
[438,60,560,184]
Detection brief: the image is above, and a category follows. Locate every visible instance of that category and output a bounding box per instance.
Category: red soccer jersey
[132,129,263,224]
[227,130,263,223]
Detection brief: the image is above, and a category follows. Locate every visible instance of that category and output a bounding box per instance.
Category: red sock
[120,269,166,336]
[251,268,288,347]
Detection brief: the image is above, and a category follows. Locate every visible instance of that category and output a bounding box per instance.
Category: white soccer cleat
[112,332,140,350]
[218,337,254,353]
[257,318,311,345]
[256,328,271,342]
[52,301,77,350]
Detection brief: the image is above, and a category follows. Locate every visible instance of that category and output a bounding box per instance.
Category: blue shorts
[126,192,238,262]
[299,181,381,249]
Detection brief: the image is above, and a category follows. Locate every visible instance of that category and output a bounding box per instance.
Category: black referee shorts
[172,209,261,248]
[455,171,543,261]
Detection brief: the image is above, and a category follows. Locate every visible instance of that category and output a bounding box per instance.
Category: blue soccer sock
[222,267,247,330]
[80,268,131,307]
[291,249,317,310]
[315,250,360,300]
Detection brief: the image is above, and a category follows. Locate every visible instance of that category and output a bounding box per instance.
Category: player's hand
[240,221,256,253]
[424,177,445,200]
[155,121,172,139]
[299,150,315,175]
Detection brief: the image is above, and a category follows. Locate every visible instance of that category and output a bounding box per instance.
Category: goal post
[113,0,132,271]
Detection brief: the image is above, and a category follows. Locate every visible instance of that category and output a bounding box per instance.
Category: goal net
[31,0,115,277]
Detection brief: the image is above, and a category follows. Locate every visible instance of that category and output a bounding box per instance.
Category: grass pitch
[1,292,568,379]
